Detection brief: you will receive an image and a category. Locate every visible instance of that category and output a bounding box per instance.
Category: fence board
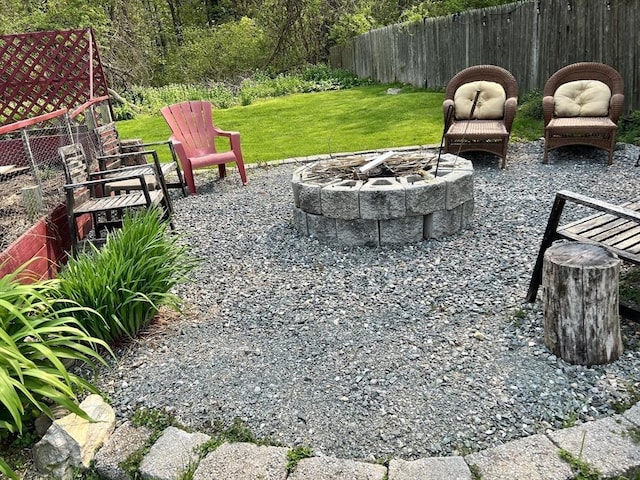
[330,0,639,111]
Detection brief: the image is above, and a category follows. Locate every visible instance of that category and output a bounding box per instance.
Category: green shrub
[56,208,197,344]
[618,110,640,145]
[518,89,543,120]
[0,267,110,479]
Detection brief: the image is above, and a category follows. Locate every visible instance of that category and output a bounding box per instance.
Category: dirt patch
[0,169,65,250]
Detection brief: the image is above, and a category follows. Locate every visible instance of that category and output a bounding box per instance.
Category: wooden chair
[542,62,624,165]
[443,65,518,168]
[160,100,247,194]
[94,122,187,196]
[59,143,169,254]
[526,190,640,319]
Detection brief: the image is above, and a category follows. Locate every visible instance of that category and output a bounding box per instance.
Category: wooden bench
[526,190,640,313]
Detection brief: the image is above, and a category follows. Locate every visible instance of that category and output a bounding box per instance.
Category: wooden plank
[589,222,640,243]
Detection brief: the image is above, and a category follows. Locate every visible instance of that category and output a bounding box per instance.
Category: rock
[287,455,386,480]
[139,426,210,480]
[33,423,82,480]
[33,394,115,479]
[94,421,153,480]
[193,442,289,480]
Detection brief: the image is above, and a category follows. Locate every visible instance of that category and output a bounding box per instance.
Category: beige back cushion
[554,80,611,117]
[454,81,506,119]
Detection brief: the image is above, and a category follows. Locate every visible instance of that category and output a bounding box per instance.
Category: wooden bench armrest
[556,190,640,224]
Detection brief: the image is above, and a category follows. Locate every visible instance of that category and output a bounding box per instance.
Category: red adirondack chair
[160,100,247,194]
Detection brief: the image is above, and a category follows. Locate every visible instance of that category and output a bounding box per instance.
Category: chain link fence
[0,99,112,251]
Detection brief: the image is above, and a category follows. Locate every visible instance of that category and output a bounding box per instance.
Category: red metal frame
[0,28,111,126]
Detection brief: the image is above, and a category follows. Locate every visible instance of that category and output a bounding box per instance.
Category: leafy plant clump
[620,266,640,309]
[56,208,197,344]
[0,267,110,479]
[558,448,603,479]
[115,64,374,119]
[286,445,314,473]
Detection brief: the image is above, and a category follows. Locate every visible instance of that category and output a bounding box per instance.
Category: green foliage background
[0,0,517,89]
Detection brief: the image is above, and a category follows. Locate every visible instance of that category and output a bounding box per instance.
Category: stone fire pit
[291,151,474,246]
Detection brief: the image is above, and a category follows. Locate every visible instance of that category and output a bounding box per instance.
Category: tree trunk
[542,242,623,366]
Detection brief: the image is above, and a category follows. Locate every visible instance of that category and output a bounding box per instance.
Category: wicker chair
[443,65,518,169]
[542,62,624,165]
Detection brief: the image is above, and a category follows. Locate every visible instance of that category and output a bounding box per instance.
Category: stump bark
[542,242,623,366]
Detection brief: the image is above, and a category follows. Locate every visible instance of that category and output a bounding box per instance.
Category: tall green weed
[56,208,197,344]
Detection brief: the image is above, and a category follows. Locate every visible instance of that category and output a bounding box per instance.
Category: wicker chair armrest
[609,93,624,124]
[443,99,455,127]
[542,96,555,125]
[503,97,518,131]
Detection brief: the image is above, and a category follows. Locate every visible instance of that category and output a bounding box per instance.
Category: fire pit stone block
[296,182,323,215]
[321,180,363,220]
[306,213,337,241]
[462,199,475,228]
[292,207,309,236]
[428,204,464,239]
[401,176,446,216]
[359,179,406,220]
[380,216,424,244]
[336,219,379,246]
[291,154,474,246]
[443,169,474,210]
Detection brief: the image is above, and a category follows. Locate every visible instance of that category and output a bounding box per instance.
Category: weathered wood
[21,185,43,221]
[329,0,640,112]
[542,242,623,366]
[527,191,640,303]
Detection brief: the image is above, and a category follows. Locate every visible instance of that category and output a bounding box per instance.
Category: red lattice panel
[0,29,109,126]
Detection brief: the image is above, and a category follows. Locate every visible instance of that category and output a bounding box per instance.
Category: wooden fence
[329,0,639,112]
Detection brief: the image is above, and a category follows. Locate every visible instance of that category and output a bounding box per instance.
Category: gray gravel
[97,140,640,461]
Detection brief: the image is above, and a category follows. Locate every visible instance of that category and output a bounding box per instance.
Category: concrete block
[461,198,474,228]
[443,169,473,210]
[298,183,323,214]
[290,165,307,208]
[336,218,379,246]
[401,176,446,216]
[321,180,363,219]
[548,416,640,478]
[292,207,308,236]
[359,178,406,220]
[623,402,640,426]
[140,426,210,480]
[429,205,463,239]
[380,216,424,244]
[307,213,337,242]
[288,456,386,480]
[465,434,572,480]
[94,421,153,480]
[193,442,288,480]
[388,456,472,480]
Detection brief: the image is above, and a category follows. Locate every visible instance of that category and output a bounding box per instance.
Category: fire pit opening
[291,150,474,246]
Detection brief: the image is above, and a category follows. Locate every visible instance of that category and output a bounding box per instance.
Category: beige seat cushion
[554,80,611,117]
[454,81,506,120]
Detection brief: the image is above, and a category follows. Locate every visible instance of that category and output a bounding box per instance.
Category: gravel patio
[97,139,640,461]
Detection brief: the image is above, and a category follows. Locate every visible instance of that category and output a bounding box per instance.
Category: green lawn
[117,85,446,163]
[117,84,543,163]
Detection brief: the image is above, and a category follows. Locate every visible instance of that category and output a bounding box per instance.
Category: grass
[117,84,543,164]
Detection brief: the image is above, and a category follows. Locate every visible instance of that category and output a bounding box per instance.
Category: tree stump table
[542,242,623,366]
